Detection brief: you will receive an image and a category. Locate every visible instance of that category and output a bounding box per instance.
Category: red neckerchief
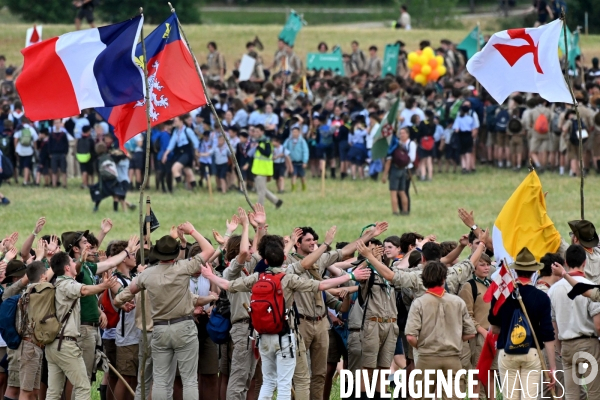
[536,280,551,289]
[517,277,532,285]
[242,267,250,276]
[568,270,585,277]
[584,247,594,254]
[426,286,445,298]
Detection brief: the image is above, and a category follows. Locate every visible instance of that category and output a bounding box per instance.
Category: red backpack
[249,272,287,335]
[99,289,119,329]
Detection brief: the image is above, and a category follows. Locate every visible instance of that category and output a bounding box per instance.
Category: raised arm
[318,265,370,291]
[250,203,267,257]
[339,222,388,259]
[440,234,467,265]
[96,218,113,249]
[458,208,493,250]
[356,240,394,281]
[96,235,139,274]
[81,272,118,297]
[300,226,337,270]
[236,208,250,264]
[180,222,215,262]
[201,263,231,291]
[21,217,46,262]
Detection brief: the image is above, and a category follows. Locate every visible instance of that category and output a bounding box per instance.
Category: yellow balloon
[423,47,435,59]
[415,74,427,85]
[418,55,429,65]
[437,65,447,76]
[435,55,444,65]
[407,60,414,69]
[421,65,432,76]
[408,52,418,63]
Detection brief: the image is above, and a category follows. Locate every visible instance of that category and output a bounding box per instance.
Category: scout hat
[508,118,522,134]
[61,231,89,253]
[509,247,543,272]
[568,220,599,248]
[149,236,180,261]
[2,260,27,284]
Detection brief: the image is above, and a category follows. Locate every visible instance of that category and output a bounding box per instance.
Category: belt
[233,318,250,324]
[563,335,598,341]
[81,322,99,327]
[368,317,397,323]
[23,337,45,349]
[297,313,327,322]
[153,315,193,326]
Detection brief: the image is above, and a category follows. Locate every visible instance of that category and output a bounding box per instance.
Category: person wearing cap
[488,247,557,400]
[249,124,283,208]
[564,220,600,284]
[548,244,600,400]
[126,224,214,400]
[45,252,117,400]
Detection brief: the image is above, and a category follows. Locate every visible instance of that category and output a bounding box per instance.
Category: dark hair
[369,45,377,52]
[51,252,71,277]
[336,242,349,250]
[422,242,442,262]
[225,235,242,262]
[440,241,457,258]
[254,124,265,132]
[566,245,587,269]
[468,231,478,244]
[318,42,328,51]
[188,243,201,258]
[41,235,61,247]
[383,235,401,249]
[110,240,128,257]
[399,232,423,253]
[539,252,565,277]
[258,235,285,267]
[297,227,319,246]
[515,270,535,278]
[422,261,447,288]
[352,40,359,46]
[85,232,99,248]
[208,41,217,49]
[26,261,46,283]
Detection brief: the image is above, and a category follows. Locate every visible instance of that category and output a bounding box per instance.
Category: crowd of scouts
[0,205,598,400]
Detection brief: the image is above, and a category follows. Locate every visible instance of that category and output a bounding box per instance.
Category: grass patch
[200,10,392,25]
[0,167,591,248]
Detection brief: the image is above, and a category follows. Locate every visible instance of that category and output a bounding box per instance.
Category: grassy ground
[0,168,593,247]
[2,23,600,73]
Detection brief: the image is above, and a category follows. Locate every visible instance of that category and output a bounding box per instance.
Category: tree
[2,0,71,23]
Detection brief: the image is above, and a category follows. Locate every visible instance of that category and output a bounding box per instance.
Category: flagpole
[138,8,150,399]
[503,259,557,400]
[560,10,585,220]
[168,3,254,211]
[475,22,481,95]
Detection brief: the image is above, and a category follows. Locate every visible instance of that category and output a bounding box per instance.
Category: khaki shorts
[593,129,600,157]
[116,344,139,377]
[103,339,117,367]
[0,347,6,373]
[19,340,43,392]
[496,131,507,147]
[567,141,580,161]
[548,133,561,152]
[529,133,548,153]
[360,320,398,369]
[509,135,524,155]
[7,348,20,387]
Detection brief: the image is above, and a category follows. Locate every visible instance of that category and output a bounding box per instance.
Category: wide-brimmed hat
[149,236,180,261]
[61,231,89,253]
[568,220,599,248]
[508,118,522,134]
[2,260,26,284]
[509,247,543,272]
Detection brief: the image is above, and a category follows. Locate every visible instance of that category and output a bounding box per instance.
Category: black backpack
[495,109,510,133]
[570,120,588,145]
[485,105,499,133]
[0,155,14,181]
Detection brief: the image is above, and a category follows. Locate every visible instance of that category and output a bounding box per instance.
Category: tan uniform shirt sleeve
[446,259,475,295]
[391,268,422,291]
[2,279,26,299]
[404,297,422,338]
[224,259,245,280]
[62,279,84,300]
[324,291,342,312]
[283,274,320,293]
[113,286,134,308]
[174,254,206,276]
[229,273,258,293]
[590,288,600,303]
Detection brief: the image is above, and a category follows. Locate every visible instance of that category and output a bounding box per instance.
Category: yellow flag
[492,171,561,263]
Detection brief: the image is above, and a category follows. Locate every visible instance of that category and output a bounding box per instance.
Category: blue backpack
[0,295,22,350]
[206,292,231,345]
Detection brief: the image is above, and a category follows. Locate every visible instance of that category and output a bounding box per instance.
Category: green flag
[457,26,483,60]
[279,11,305,47]
[371,97,400,160]
[559,27,581,70]
[306,47,344,75]
[381,43,400,78]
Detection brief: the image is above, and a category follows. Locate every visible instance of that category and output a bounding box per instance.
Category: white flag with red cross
[483,261,515,315]
[466,19,572,105]
[25,25,42,48]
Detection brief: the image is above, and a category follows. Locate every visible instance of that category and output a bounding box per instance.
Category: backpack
[0,135,11,155]
[419,136,435,151]
[207,291,232,345]
[504,307,534,355]
[99,274,128,332]
[392,143,410,169]
[485,105,499,133]
[534,113,549,134]
[0,295,22,350]
[495,109,510,133]
[19,283,61,345]
[551,109,562,135]
[98,155,118,181]
[248,271,288,335]
[76,137,93,163]
[0,155,14,181]
[570,120,589,146]
[19,127,33,147]
[449,99,464,120]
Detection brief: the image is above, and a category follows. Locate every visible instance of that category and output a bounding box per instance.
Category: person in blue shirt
[248,100,267,126]
[197,131,214,189]
[162,114,199,191]
[452,105,479,174]
[151,122,173,193]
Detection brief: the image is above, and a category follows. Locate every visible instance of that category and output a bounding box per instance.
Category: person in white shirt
[399,98,425,128]
[347,117,369,180]
[13,118,38,186]
[382,127,416,215]
[549,244,600,400]
[452,105,478,173]
[73,113,91,140]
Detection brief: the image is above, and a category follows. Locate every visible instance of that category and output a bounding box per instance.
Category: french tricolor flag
[16,15,145,121]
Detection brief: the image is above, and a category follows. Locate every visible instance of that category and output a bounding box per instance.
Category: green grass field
[0,168,593,247]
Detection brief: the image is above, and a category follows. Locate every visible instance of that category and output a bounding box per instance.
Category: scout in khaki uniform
[201,233,371,400]
[45,252,117,400]
[207,41,226,81]
[405,261,477,400]
[564,220,600,284]
[128,224,215,400]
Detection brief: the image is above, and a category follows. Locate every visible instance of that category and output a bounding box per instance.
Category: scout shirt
[207,51,225,79]
[404,290,477,357]
[366,56,382,78]
[535,280,552,294]
[2,279,27,300]
[458,277,491,331]
[558,238,600,284]
[136,253,206,321]
[285,250,344,319]
[228,266,320,331]
[360,269,397,321]
[78,262,100,324]
[54,276,84,338]
[223,253,261,324]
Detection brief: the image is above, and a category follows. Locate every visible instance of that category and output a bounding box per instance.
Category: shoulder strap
[57,298,79,351]
[469,279,477,302]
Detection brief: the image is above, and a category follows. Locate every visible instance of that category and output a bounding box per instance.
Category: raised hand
[5,232,18,249]
[291,228,303,245]
[201,263,215,279]
[126,235,140,254]
[352,264,371,281]
[4,247,18,262]
[178,228,187,246]
[356,240,371,258]
[551,262,566,277]
[459,234,469,247]
[35,239,48,260]
[372,221,389,237]
[479,228,489,244]
[325,226,337,245]
[101,218,113,234]
[253,203,266,227]
[372,245,384,260]
[100,272,118,290]
[238,207,249,227]
[98,250,107,262]
[170,225,178,239]
[0,261,6,283]
[179,222,195,235]
[226,215,240,233]
[48,235,60,256]
[458,208,475,228]
[34,217,46,235]
[212,230,225,246]
[248,213,258,229]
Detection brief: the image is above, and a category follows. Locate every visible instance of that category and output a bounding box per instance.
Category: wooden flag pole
[503,259,557,400]
[138,8,151,399]
[560,10,585,219]
[168,2,254,211]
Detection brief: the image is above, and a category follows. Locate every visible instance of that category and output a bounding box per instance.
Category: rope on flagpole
[503,259,557,400]
[168,2,254,211]
[560,9,585,220]
[138,8,151,399]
